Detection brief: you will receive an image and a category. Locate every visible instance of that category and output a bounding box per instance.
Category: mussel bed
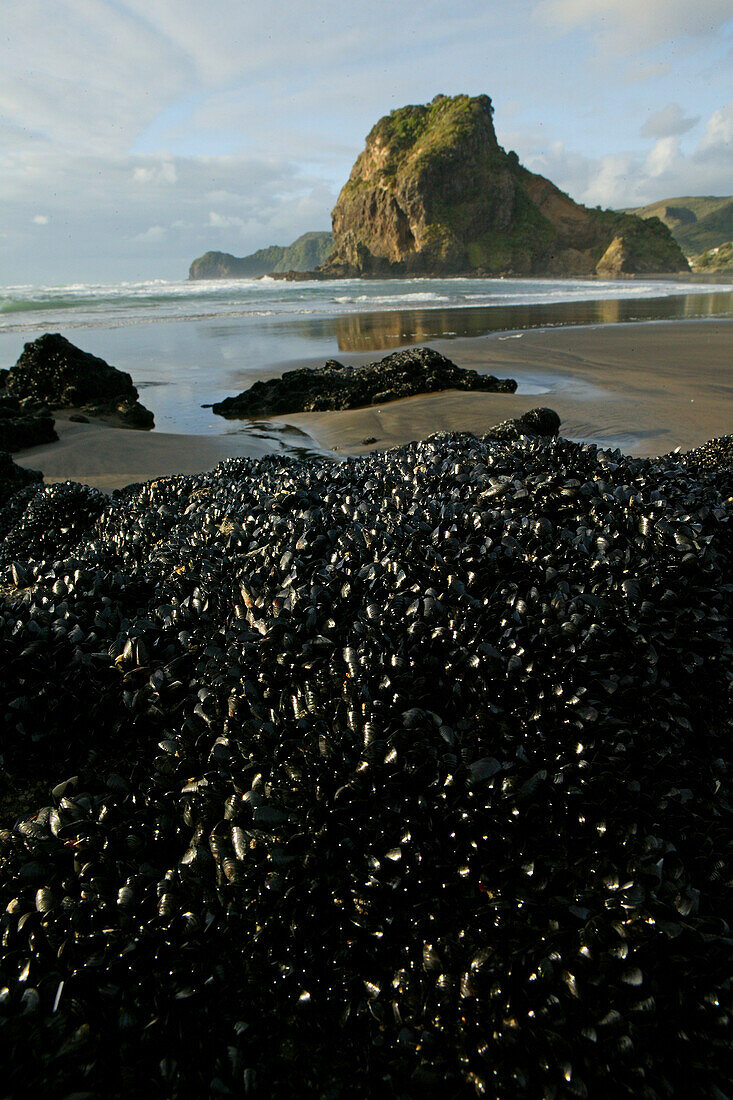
[0,432,731,1097]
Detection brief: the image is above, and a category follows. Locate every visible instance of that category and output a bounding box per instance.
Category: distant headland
[189,93,693,281]
[188,231,333,280]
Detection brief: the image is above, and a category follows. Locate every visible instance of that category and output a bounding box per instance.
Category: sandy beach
[12,415,329,491]
[284,319,732,457]
[13,318,732,489]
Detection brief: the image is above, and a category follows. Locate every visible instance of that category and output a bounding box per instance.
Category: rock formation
[482,406,561,441]
[189,231,333,280]
[5,334,154,429]
[623,195,732,257]
[0,450,43,509]
[210,346,516,418]
[0,390,58,452]
[319,94,688,278]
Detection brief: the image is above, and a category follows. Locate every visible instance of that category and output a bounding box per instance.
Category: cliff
[320,94,688,278]
[189,231,332,280]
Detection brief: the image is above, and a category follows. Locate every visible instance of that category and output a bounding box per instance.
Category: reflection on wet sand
[326,291,732,351]
[223,419,335,461]
[276,319,732,462]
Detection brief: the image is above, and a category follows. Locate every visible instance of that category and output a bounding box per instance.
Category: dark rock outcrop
[0,431,731,1098]
[319,94,688,278]
[210,346,517,418]
[0,450,43,509]
[664,433,733,472]
[428,408,561,450]
[0,392,58,452]
[483,406,561,441]
[6,334,154,429]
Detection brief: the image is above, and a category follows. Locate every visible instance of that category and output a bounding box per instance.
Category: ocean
[2,275,731,435]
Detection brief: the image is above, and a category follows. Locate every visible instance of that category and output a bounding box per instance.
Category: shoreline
[264,268,732,284]
[12,317,732,490]
[12,413,333,491]
[273,317,732,458]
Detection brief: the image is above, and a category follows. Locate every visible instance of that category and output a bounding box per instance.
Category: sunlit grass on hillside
[623,196,733,256]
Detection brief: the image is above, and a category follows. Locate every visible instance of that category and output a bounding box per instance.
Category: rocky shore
[210,346,517,418]
[0,392,58,452]
[0,450,43,507]
[0,422,731,1096]
[1,334,154,443]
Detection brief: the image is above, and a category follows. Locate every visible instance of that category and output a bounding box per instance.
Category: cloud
[624,62,671,84]
[0,147,336,282]
[537,0,733,51]
[133,224,167,243]
[522,103,733,208]
[133,160,178,185]
[641,104,699,139]
[207,212,246,228]
[31,214,49,225]
[525,142,636,207]
[205,190,244,204]
[699,102,733,150]
[0,2,729,282]
[1,2,512,162]
[644,137,680,177]
[0,0,191,153]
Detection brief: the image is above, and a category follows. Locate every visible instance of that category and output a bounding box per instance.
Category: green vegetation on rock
[190,97,700,281]
[623,196,733,257]
[368,94,495,180]
[189,231,332,280]
[691,241,733,271]
[321,94,688,278]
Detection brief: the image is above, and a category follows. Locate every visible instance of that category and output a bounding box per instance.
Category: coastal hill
[189,230,332,279]
[188,95,691,281]
[319,94,688,278]
[692,240,733,272]
[622,195,732,258]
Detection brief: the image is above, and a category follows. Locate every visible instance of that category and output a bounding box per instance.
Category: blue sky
[1,0,731,283]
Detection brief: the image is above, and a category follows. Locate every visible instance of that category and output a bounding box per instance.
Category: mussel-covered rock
[5,333,154,429]
[210,345,517,417]
[482,405,561,440]
[0,429,731,1098]
[670,433,733,471]
[0,450,43,509]
[0,392,58,452]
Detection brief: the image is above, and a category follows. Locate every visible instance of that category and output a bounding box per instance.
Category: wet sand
[13,319,732,489]
[14,414,330,491]
[280,319,732,457]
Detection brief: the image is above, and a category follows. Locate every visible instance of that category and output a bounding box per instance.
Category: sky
[1,0,731,285]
